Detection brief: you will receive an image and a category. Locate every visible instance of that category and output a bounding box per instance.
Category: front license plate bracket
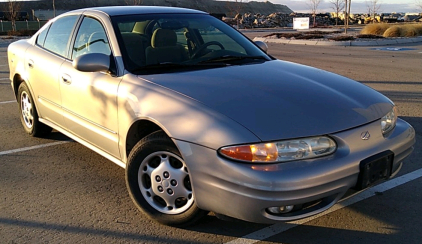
[355,151,394,190]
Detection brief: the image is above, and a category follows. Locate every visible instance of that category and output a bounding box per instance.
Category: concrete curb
[253,36,422,46]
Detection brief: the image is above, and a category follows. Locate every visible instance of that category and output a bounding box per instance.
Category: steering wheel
[191,41,225,59]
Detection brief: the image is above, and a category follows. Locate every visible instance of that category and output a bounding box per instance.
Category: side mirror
[73,53,110,72]
[254,41,268,53]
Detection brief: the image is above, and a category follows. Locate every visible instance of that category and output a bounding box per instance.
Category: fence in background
[0,20,48,33]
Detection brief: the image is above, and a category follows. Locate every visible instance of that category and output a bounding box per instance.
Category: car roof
[70,6,207,17]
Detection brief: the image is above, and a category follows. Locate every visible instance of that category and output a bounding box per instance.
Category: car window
[36,24,50,47]
[198,27,245,53]
[43,15,79,57]
[112,14,269,74]
[145,18,246,54]
[72,17,111,59]
[118,22,135,32]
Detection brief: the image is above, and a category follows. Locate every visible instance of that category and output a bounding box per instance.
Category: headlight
[381,106,398,137]
[219,136,336,163]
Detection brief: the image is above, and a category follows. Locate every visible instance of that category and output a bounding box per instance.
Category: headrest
[132,21,147,34]
[151,29,177,48]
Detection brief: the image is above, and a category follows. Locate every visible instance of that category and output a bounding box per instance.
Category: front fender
[117,73,260,163]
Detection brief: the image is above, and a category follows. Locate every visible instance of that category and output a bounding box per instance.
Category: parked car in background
[8,6,415,227]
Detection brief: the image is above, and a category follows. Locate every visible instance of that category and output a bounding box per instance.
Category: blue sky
[246,1,421,13]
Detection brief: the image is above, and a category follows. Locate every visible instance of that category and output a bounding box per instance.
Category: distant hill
[3,0,293,20]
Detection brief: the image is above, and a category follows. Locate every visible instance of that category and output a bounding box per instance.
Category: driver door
[59,16,122,158]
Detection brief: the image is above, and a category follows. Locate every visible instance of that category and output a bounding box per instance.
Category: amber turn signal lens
[220,145,253,161]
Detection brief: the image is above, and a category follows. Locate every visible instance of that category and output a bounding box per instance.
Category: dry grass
[361,23,422,37]
[383,26,403,37]
[401,25,419,37]
[414,24,422,35]
[263,31,339,40]
[361,23,390,35]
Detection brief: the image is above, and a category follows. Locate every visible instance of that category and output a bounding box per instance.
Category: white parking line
[226,168,422,244]
[0,100,15,104]
[0,141,70,156]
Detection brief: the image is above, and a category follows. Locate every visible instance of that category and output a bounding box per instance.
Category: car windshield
[111,13,271,74]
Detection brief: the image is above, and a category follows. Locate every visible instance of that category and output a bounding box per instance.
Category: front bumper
[174,118,415,224]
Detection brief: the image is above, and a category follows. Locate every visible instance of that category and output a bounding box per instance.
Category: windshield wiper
[130,61,227,73]
[197,55,269,64]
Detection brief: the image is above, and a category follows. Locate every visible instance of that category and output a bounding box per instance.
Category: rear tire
[17,82,52,137]
[126,131,208,227]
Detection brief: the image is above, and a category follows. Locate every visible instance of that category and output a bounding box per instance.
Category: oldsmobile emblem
[361,131,371,140]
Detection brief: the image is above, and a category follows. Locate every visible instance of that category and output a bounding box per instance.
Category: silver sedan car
[8,6,415,226]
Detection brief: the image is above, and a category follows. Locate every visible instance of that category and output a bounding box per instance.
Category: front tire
[17,83,52,137]
[126,131,207,227]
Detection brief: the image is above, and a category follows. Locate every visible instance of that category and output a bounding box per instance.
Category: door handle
[28,59,34,68]
[61,74,72,84]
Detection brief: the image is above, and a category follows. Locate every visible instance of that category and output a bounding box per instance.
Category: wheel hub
[138,151,194,214]
[20,91,34,129]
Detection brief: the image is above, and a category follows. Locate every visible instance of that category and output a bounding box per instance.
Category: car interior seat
[145,28,188,65]
[121,32,149,67]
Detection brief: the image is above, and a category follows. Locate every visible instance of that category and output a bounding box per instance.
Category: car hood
[140,60,393,141]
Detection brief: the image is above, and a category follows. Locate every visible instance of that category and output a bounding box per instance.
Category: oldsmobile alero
[7,6,415,226]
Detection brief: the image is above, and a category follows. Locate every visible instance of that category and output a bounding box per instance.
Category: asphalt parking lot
[1,37,421,243]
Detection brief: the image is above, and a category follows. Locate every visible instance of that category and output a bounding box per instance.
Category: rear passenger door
[59,16,122,158]
[25,15,79,126]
